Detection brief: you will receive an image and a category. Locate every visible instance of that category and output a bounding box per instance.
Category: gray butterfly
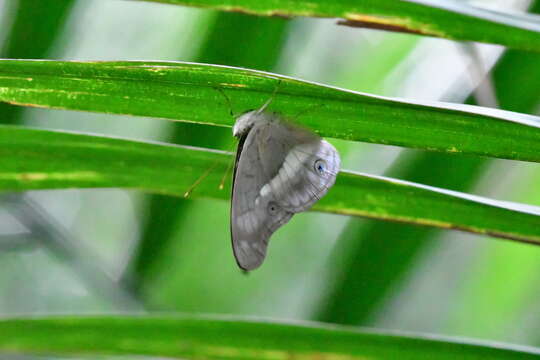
[231,109,340,270]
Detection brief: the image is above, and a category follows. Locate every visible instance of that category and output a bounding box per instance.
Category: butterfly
[230,108,340,270]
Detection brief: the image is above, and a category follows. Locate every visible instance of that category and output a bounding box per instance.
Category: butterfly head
[233,110,266,138]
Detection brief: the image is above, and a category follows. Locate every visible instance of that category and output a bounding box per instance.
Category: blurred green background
[0,0,539,355]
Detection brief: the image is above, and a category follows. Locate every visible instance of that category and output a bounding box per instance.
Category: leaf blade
[0,60,539,162]
[0,315,538,359]
[140,0,540,51]
[1,125,539,245]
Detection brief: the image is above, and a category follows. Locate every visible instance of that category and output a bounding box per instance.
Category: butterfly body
[231,111,340,270]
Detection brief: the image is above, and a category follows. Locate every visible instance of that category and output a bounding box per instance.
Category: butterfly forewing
[231,116,292,270]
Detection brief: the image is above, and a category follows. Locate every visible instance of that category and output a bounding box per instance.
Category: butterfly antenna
[219,143,236,190]
[214,86,237,118]
[256,79,282,115]
[183,161,221,198]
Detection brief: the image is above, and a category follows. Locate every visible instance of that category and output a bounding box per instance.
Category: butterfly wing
[231,116,293,270]
[231,113,340,271]
[258,132,340,213]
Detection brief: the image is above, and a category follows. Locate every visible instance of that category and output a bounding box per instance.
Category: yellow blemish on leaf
[19,173,48,181]
[323,206,463,232]
[133,65,175,73]
[220,83,247,88]
[447,146,460,153]
[343,13,445,37]
[218,5,294,18]
[198,343,369,360]
[346,13,407,26]
[3,171,104,182]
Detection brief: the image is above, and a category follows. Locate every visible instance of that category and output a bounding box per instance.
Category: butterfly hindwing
[259,136,340,213]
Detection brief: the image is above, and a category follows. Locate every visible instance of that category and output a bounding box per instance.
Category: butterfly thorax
[233,110,278,138]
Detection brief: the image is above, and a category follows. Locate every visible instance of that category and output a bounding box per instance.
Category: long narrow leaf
[1,125,539,244]
[0,315,538,359]
[0,60,539,162]
[140,0,540,51]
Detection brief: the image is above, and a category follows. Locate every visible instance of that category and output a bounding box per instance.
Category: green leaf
[1,125,539,245]
[0,60,539,162]
[140,0,540,52]
[0,315,539,359]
